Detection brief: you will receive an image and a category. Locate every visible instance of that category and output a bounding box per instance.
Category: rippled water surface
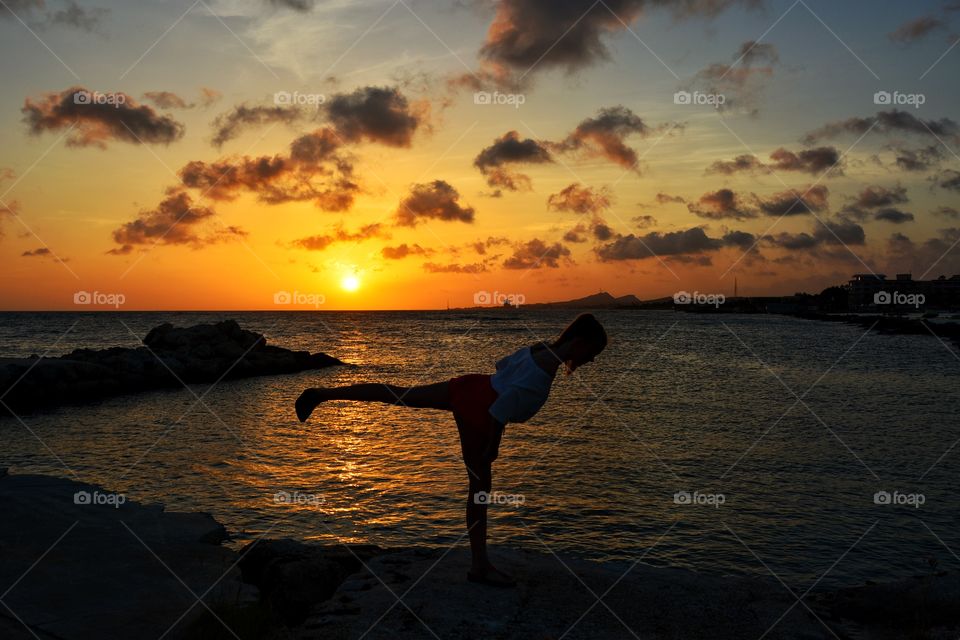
[1,310,958,589]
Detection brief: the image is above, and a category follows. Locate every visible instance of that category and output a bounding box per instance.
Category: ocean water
[1,310,958,590]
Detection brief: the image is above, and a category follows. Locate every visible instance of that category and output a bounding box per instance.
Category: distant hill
[510,291,648,309]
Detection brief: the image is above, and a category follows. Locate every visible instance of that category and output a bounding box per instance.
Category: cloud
[687,188,756,220]
[503,238,572,269]
[855,184,909,209]
[423,261,487,273]
[595,226,746,260]
[292,223,386,250]
[553,106,661,171]
[325,86,424,147]
[547,183,611,214]
[110,189,244,253]
[937,169,960,191]
[874,208,915,224]
[382,243,434,259]
[889,15,946,43]
[2,0,108,32]
[655,193,685,204]
[266,0,313,10]
[395,180,475,226]
[474,130,553,191]
[142,91,191,110]
[178,128,358,210]
[756,185,829,216]
[633,214,657,228]
[762,218,866,250]
[45,1,108,32]
[803,110,960,144]
[706,154,768,175]
[708,146,842,176]
[211,104,304,147]
[890,144,943,172]
[473,0,758,87]
[22,87,185,148]
[685,40,778,115]
[932,206,960,219]
[199,87,222,107]
[563,223,589,243]
[21,247,51,257]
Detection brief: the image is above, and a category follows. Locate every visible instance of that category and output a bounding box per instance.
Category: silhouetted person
[296,313,608,587]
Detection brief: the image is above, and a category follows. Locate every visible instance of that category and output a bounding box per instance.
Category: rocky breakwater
[0,320,346,415]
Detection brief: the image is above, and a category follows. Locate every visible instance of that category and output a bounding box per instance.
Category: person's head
[553,313,607,373]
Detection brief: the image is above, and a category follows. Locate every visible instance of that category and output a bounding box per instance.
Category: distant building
[847,273,960,311]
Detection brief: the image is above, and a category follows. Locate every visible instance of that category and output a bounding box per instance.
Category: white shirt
[488,346,555,425]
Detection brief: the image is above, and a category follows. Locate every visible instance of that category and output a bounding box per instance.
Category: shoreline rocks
[0,320,347,415]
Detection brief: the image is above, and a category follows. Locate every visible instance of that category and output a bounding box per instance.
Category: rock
[238,539,383,626]
[0,321,348,415]
[0,473,256,640]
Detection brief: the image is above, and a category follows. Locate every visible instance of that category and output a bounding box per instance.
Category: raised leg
[295,381,450,422]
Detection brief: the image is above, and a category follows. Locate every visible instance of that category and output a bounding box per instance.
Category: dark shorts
[448,374,498,461]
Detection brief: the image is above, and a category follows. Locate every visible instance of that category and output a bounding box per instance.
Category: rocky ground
[0,320,346,415]
[2,470,959,640]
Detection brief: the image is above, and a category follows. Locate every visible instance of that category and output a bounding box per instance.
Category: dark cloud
[874,208,915,224]
[889,15,946,43]
[325,86,424,147]
[266,0,313,10]
[722,229,756,249]
[110,189,244,253]
[547,183,611,214]
[423,261,487,273]
[685,40,778,115]
[891,144,943,172]
[932,206,960,219]
[756,185,829,217]
[382,243,434,259]
[143,91,190,110]
[563,224,589,243]
[395,180,475,226]
[595,227,741,261]
[474,130,553,191]
[803,110,960,144]
[22,87,185,148]
[762,219,865,251]
[46,1,108,32]
[633,214,657,228]
[178,128,357,211]
[855,185,909,209]
[503,238,572,269]
[655,193,685,204]
[292,223,385,250]
[211,104,303,147]
[470,236,510,255]
[937,170,960,191]
[21,247,51,257]
[707,146,842,175]
[553,106,658,171]
[687,188,756,220]
[474,0,758,87]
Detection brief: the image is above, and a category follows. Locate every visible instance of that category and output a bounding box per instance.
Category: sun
[340,274,361,292]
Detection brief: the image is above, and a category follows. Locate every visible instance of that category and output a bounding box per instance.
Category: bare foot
[467,563,516,587]
[295,388,324,422]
